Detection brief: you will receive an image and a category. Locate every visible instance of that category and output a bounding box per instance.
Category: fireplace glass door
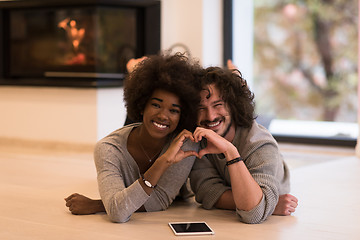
[8,6,137,80]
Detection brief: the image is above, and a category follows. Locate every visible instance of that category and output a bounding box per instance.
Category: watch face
[144,180,153,188]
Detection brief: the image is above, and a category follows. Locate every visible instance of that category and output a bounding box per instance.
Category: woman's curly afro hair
[124,53,203,132]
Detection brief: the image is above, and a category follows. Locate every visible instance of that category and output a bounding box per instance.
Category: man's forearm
[214,190,236,210]
[228,161,263,211]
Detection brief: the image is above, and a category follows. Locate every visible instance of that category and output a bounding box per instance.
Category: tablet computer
[168,221,215,236]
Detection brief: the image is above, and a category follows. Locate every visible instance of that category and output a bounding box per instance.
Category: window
[231,0,358,146]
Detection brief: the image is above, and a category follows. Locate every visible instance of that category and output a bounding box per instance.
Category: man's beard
[221,119,232,138]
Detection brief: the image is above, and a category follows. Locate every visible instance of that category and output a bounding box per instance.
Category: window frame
[224,0,357,147]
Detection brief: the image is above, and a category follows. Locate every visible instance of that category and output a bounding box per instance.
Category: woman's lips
[153,121,168,129]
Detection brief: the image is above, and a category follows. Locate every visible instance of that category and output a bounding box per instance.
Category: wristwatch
[141,175,156,188]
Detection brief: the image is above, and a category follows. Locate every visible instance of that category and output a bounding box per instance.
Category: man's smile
[207,121,221,128]
[200,117,224,130]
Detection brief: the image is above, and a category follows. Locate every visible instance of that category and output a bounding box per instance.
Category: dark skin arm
[65,194,105,215]
[64,193,146,215]
[65,130,198,215]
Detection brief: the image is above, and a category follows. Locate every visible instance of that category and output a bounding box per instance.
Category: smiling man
[190,66,298,224]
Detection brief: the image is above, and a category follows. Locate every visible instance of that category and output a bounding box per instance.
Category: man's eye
[214,104,223,108]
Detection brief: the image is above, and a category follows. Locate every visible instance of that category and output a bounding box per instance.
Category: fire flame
[58,18,85,52]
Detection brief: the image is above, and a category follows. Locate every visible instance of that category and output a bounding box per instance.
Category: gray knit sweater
[189,121,290,224]
[94,123,198,223]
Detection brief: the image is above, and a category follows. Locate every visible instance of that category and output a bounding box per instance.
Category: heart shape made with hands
[182,127,232,159]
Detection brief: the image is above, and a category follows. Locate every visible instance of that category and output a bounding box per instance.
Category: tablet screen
[169,222,215,236]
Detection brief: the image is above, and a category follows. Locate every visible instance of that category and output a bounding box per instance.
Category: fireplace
[0,0,160,87]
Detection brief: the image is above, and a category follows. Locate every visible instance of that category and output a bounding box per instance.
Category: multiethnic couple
[65,53,298,224]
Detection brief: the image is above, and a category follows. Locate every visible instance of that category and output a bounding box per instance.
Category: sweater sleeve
[94,142,150,223]
[189,156,231,209]
[144,139,198,211]
[190,123,290,224]
[235,141,287,224]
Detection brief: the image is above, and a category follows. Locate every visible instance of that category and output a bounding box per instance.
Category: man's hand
[193,127,238,159]
[272,194,298,215]
[226,59,237,70]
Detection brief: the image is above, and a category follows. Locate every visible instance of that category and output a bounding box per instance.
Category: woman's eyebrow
[172,103,181,108]
[151,97,181,108]
[151,97,163,102]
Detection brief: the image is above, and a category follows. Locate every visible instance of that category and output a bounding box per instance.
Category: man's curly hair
[201,67,256,128]
[124,53,202,132]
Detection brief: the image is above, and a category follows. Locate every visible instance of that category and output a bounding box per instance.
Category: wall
[0,86,126,148]
[0,0,222,148]
[0,87,97,143]
[161,0,222,66]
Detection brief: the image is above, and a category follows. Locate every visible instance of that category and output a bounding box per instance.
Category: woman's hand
[162,129,199,164]
[65,193,105,215]
[140,130,199,195]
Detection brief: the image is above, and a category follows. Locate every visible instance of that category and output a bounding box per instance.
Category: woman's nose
[156,109,169,120]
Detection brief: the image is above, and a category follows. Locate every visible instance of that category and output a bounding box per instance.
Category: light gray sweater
[189,121,290,224]
[94,123,198,223]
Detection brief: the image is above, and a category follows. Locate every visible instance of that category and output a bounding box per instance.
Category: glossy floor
[0,142,359,240]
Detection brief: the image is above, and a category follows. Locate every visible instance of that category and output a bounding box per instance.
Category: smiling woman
[124,54,202,133]
[141,90,181,140]
[64,53,203,222]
